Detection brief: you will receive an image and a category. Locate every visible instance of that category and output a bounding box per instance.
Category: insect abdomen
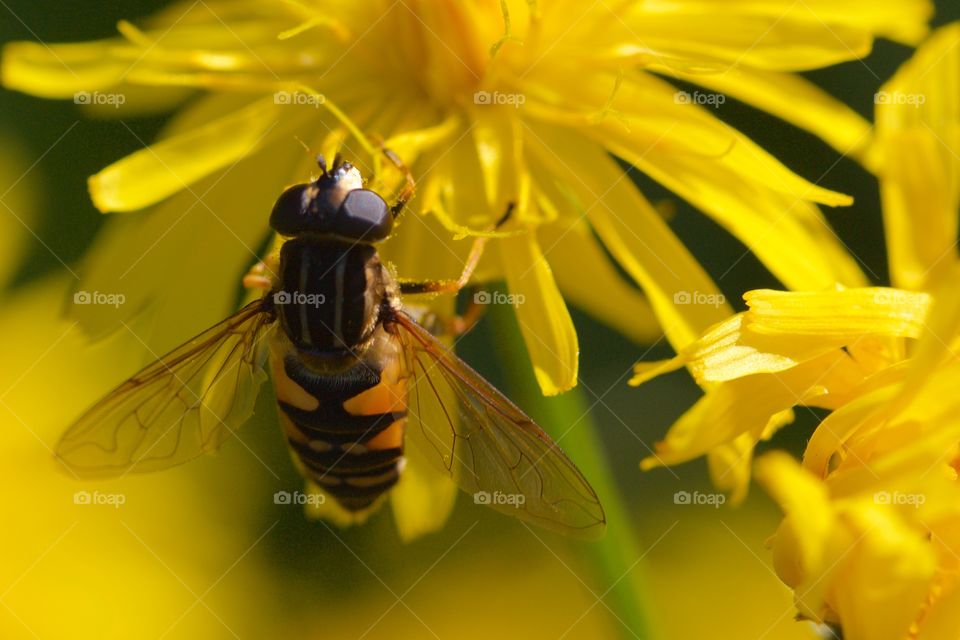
[271,350,408,513]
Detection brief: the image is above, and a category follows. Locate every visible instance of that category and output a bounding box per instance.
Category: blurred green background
[1,2,958,639]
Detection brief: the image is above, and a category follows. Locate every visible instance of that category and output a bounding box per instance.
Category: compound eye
[339,189,392,241]
[269,183,314,235]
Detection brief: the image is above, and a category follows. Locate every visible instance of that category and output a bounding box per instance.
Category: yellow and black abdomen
[270,340,408,513]
[268,231,407,516]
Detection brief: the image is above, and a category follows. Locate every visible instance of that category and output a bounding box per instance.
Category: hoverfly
[58,154,605,538]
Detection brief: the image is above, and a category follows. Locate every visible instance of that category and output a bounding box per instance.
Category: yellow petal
[708,408,795,504]
[898,262,960,404]
[875,23,960,291]
[918,575,960,640]
[389,449,458,542]
[71,104,322,349]
[538,71,866,289]
[744,289,930,339]
[390,384,457,542]
[820,361,960,500]
[500,233,579,395]
[537,217,661,344]
[619,0,930,60]
[629,356,685,387]
[618,6,873,71]
[525,124,730,351]
[611,141,864,290]
[1,37,195,113]
[426,124,498,232]
[2,39,129,98]
[526,69,855,208]
[89,95,313,212]
[381,204,477,286]
[802,382,901,478]
[831,505,936,640]
[390,298,460,541]
[1,3,325,97]
[706,437,753,505]
[669,314,837,385]
[390,458,457,542]
[880,129,959,291]
[632,303,880,388]
[656,66,873,162]
[755,452,835,593]
[642,352,854,468]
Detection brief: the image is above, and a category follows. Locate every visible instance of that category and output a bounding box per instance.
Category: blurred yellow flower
[1,0,927,397]
[0,134,39,290]
[0,276,292,639]
[633,22,960,638]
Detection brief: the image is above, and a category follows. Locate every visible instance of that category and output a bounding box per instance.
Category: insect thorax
[275,236,389,358]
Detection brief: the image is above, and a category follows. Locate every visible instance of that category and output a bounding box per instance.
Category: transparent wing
[57,299,276,477]
[391,312,605,539]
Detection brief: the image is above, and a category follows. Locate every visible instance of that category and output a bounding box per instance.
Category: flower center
[345,0,526,110]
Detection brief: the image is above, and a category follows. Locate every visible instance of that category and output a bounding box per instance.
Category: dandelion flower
[633,22,960,637]
[1,0,929,397]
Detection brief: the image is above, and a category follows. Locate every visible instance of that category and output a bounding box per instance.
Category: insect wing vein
[392,313,605,538]
[56,299,275,476]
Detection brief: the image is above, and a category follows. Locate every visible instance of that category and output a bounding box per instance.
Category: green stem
[488,304,659,640]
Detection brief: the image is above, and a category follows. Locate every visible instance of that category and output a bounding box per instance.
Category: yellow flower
[1,0,927,396]
[0,265,293,636]
[0,134,39,290]
[633,22,960,637]
[632,286,935,499]
[755,450,956,640]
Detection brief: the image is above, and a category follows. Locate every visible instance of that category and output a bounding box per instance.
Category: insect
[57,153,605,538]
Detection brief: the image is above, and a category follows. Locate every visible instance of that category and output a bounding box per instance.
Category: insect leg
[398,202,514,296]
[242,261,272,290]
[375,138,415,218]
[416,296,487,338]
